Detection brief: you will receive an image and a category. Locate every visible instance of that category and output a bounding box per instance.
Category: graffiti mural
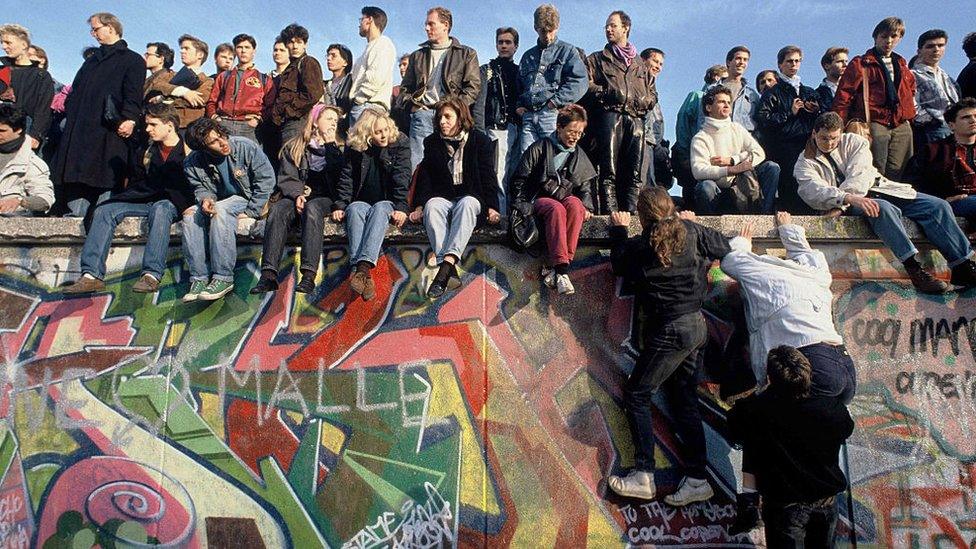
[0,238,971,547]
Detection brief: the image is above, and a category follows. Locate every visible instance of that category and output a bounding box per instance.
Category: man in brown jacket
[148,35,213,131]
[398,6,480,168]
[142,42,174,102]
[269,23,325,149]
[586,10,657,213]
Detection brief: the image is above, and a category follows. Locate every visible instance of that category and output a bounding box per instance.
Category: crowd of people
[2,6,976,546]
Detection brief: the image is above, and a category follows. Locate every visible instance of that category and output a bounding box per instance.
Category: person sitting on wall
[409,96,500,299]
[251,105,344,295]
[606,186,731,506]
[717,210,856,534]
[727,345,855,548]
[331,109,411,301]
[0,104,54,216]
[690,85,780,214]
[182,117,275,301]
[907,97,976,228]
[63,104,194,294]
[509,103,595,296]
[795,111,976,294]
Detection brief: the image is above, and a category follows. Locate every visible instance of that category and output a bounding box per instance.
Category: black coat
[414,129,499,216]
[335,134,411,212]
[756,78,822,164]
[278,142,343,200]
[510,136,596,211]
[102,139,195,213]
[51,40,145,190]
[0,58,55,141]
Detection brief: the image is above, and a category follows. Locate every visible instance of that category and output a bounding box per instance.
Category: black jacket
[610,221,730,322]
[335,134,411,212]
[728,392,854,504]
[959,60,976,104]
[51,40,145,190]
[756,78,822,163]
[103,139,194,213]
[414,129,499,216]
[510,136,595,210]
[0,58,55,141]
[277,142,343,200]
[473,57,519,131]
[585,45,658,118]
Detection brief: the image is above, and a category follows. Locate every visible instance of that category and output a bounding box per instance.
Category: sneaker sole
[607,478,656,500]
[199,285,234,301]
[182,294,200,303]
[664,487,714,507]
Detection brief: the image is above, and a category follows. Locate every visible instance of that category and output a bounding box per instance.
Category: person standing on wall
[206,34,274,144]
[606,186,731,506]
[348,6,397,126]
[0,24,55,151]
[269,24,325,151]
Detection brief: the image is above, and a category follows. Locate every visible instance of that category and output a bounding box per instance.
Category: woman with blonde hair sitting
[332,108,411,301]
[251,104,344,294]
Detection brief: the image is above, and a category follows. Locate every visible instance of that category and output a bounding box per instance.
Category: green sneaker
[183,279,208,302]
[199,279,235,301]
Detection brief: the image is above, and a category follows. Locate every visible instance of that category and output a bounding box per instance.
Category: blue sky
[9,0,975,141]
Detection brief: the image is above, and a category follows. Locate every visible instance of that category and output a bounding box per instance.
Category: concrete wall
[0,216,970,548]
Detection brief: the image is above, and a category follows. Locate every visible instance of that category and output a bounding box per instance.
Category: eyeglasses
[144,52,160,58]
[562,129,584,138]
[90,25,107,35]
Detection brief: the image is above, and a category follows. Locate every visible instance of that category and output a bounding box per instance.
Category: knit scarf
[547,132,575,172]
[870,48,901,110]
[307,140,331,172]
[612,42,638,67]
[0,133,24,154]
[444,131,468,186]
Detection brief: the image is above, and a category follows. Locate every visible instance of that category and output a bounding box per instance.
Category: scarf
[870,48,901,110]
[612,42,638,67]
[0,133,24,154]
[547,132,575,172]
[779,72,802,94]
[307,140,331,172]
[444,131,468,186]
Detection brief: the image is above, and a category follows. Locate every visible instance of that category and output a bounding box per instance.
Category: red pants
[534,196,586,266]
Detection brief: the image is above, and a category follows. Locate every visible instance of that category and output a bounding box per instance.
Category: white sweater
[690,116,766,188]
[349,35,396,110]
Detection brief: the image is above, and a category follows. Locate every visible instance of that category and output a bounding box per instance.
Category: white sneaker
[556,274,575,295]
[607,470,655,500]
[664,477,714,506]
[540,266,556,288]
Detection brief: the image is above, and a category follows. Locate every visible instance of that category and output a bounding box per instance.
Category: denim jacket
[516,39,588,111]
[183,136,276,217]
[721,79,760,132]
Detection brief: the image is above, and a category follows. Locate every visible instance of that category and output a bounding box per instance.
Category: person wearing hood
[50,12,145,220]
[0,104,54,215]
[691,85,780,214]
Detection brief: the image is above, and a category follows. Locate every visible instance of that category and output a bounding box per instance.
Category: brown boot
[63,275,105,294]
[350,271,368,296]
[132,274,160,293]
[361,275,376,301]
[906,264,949,294]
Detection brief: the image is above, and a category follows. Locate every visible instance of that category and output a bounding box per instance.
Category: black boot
[599,179,618,214]
[729,492,761,536]
[950,260,976,289]
[250,271,279,294]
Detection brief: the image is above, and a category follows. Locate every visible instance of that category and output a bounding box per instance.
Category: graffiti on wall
[0,240,972,547]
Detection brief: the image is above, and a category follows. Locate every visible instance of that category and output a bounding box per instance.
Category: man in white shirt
[691,85,780,213]
[349,6,397,126]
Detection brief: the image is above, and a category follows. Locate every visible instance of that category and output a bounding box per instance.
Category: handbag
[541,171,572,201]
[103,95,122,127]
[508,201,540,252]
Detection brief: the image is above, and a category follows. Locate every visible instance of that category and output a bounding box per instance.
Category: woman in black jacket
[251,105,343,294]
[409,97,501,299]
[331,109,411,301]
[606,186,731,506]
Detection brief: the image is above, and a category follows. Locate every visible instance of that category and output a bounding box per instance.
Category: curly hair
[767,346,813,399]
[185,118,228,151]
[347,109,399,152]
[636,187,685,268]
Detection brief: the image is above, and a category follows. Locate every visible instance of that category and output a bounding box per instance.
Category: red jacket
[205,66,274,119]
[832,48,916,128]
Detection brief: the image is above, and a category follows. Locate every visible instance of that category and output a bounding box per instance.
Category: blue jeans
[850,192,973,266]
[423,196,480,263]
[800,343,857,405]
[409,109,435,170]
[80,200,178,280]
[694,161,781,214]
[487,124,520,217]
[949,196,976,219]
[181,195,248,282]
[65,188,112,218]
[761,495,838,549]
[518,108,558,156]
[349,104,381,127]
[345,200,394,266]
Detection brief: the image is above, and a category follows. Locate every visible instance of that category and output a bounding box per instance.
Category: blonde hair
[282,105,345,167]
[0,24,30,45]
[347,109,399,152]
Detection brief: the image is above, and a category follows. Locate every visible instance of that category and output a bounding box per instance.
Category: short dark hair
[328,44,353,71]
[609,10,631,37]
[233,33,256,49]
[279,23,310,44]
[814,111,844,133]
[777,45,802,65]
[178,34,209,61]
[820,47,848,68]
[30,45,48,69]
[946,97,976,123]
[755,69,776,91]
[496,27,519,48]
[725,45,750,63]
[0,104,27,132]
[917,29,948,49]
[767,346,812,399]
[640,47,664,60]
[557,103,587,127]
[147,42,175,69]
[433,96,473,134]
[144,103,180,131]
[214,42,233,59]
[362,6,388,32]
[873,16,905,39]
[702,85,733,114]
[964,32,976,58]
[185,118,228,151]
[428,7,453,32]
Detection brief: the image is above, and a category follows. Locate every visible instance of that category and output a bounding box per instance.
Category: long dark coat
[52,39,145,190]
